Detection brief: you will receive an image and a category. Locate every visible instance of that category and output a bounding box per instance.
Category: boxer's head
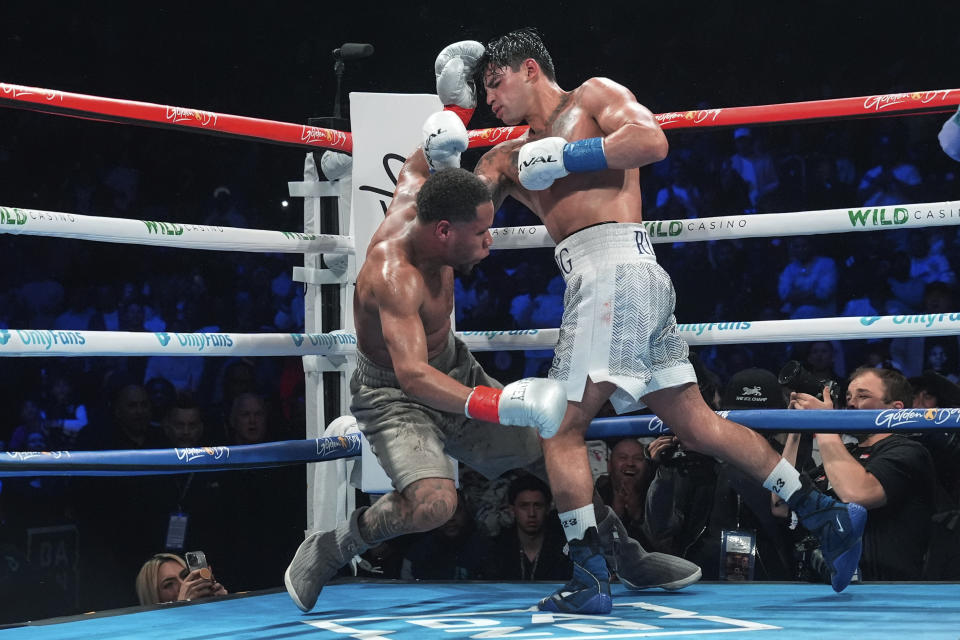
[416,168,494,272]
[477,28,556,125]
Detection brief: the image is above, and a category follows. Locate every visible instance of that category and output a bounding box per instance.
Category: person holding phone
[135,552,228,605]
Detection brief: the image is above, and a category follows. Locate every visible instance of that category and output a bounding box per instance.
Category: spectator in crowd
[728,128,780,212]
[886,251,926,314]
[797,341,844,386]
[911,369,960,410]
[39,372,88,450]
[161,396,207,448]
[487,475,570,580]
[653,157,703,220]
[54,286,95,330]
[907,230,955,286]
[777,366,937,581]
[595,439,655,545]
[401,491,491,580]
[80,383,160,450]
[227,392,269,445]
[857,135,922,206]
[87,283,121,331]
[778,236,838,319]
[7,399,48,452]
[134,553,227,606]
[145,377,177,429]
[924,337,960,384]
[890,282,960,377]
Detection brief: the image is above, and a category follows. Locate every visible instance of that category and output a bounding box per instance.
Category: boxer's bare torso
[353,153,456,367]
[475,75,663,242]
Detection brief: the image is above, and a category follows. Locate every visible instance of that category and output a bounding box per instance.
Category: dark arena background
[2,2,960,638]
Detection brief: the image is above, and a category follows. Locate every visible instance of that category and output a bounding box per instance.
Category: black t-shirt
[486,519,571,581]
[812,434,936,580]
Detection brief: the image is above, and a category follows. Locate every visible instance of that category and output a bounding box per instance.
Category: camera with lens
[659,446,712,474]
[778,360,840,405]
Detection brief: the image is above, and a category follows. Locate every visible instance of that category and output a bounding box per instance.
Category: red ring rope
[466,89,960,148]
[0,82,352,152]
[2,82,957,153]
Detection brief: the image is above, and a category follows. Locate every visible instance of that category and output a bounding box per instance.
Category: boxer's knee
[400,477,458,531]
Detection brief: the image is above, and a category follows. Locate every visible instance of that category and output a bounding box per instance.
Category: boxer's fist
[518,136,609,190]
[518,137,570,190]
[321,151,353,181]
[435,40,485,109]
[422,110,468,172]
[465,378,567,439]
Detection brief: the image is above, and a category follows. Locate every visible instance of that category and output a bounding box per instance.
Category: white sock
[558,504,596,542]
[762,457,803,502]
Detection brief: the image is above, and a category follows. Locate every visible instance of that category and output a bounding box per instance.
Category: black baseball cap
[722,368,787,409]
[909,369,960,407]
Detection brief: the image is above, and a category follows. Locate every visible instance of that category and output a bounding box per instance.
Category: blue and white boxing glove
[435,40,485,125]
[465,377,567,439]
[422,110,468,172]
[320,151,353,181]
[939,105,960,162]
[517,136,608,190]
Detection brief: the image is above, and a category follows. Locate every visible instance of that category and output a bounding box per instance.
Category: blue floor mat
[3,581,959,639]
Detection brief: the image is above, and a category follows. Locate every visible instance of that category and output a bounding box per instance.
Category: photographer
[642,369,796,579]
[775,366,936,581]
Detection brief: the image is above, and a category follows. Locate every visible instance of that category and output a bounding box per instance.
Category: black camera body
[778,360,840,406]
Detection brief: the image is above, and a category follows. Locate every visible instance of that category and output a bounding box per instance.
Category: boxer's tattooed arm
[358,478,455,543]
[474,147,515,207]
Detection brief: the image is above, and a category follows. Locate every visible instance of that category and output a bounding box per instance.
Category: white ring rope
[1,201,954,255]
[489,200,960,250]
[0,205,354,254]
[1,312,959,357]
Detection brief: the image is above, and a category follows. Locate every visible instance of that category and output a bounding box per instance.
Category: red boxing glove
[444,104,474,127]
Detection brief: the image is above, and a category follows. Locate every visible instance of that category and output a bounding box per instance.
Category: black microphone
[333,43,374,61]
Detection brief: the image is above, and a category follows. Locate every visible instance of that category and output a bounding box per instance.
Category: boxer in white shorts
[549,222,695,411]
[425,29,866,612]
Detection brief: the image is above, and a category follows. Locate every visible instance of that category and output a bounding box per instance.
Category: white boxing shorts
[548,222,697,412]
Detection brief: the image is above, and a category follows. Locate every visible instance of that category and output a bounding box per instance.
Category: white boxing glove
[518,136,609,191]
[465,378,567,439]
[435,40,485,110]
[518,137,569,190]
[320,151,353,181]
[422,110,468,172]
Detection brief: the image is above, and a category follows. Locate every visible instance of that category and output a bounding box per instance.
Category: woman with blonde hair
[135,553,227,605]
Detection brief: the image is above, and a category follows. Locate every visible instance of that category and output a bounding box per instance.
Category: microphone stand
[332,57,345,119]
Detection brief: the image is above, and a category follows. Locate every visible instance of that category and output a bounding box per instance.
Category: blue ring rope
[2,408,957,476]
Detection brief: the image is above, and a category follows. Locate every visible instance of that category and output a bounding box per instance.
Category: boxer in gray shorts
[351,333,542,493]
[285,156,570,613]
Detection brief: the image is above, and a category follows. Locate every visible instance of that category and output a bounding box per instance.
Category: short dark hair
[507,474,551,505]
[849,366,913,406]
[476,28,556,86]
[415,168,490,223]
[163,392,202,421]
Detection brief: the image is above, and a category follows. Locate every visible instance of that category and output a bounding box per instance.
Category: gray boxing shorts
[350,333,543,493]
